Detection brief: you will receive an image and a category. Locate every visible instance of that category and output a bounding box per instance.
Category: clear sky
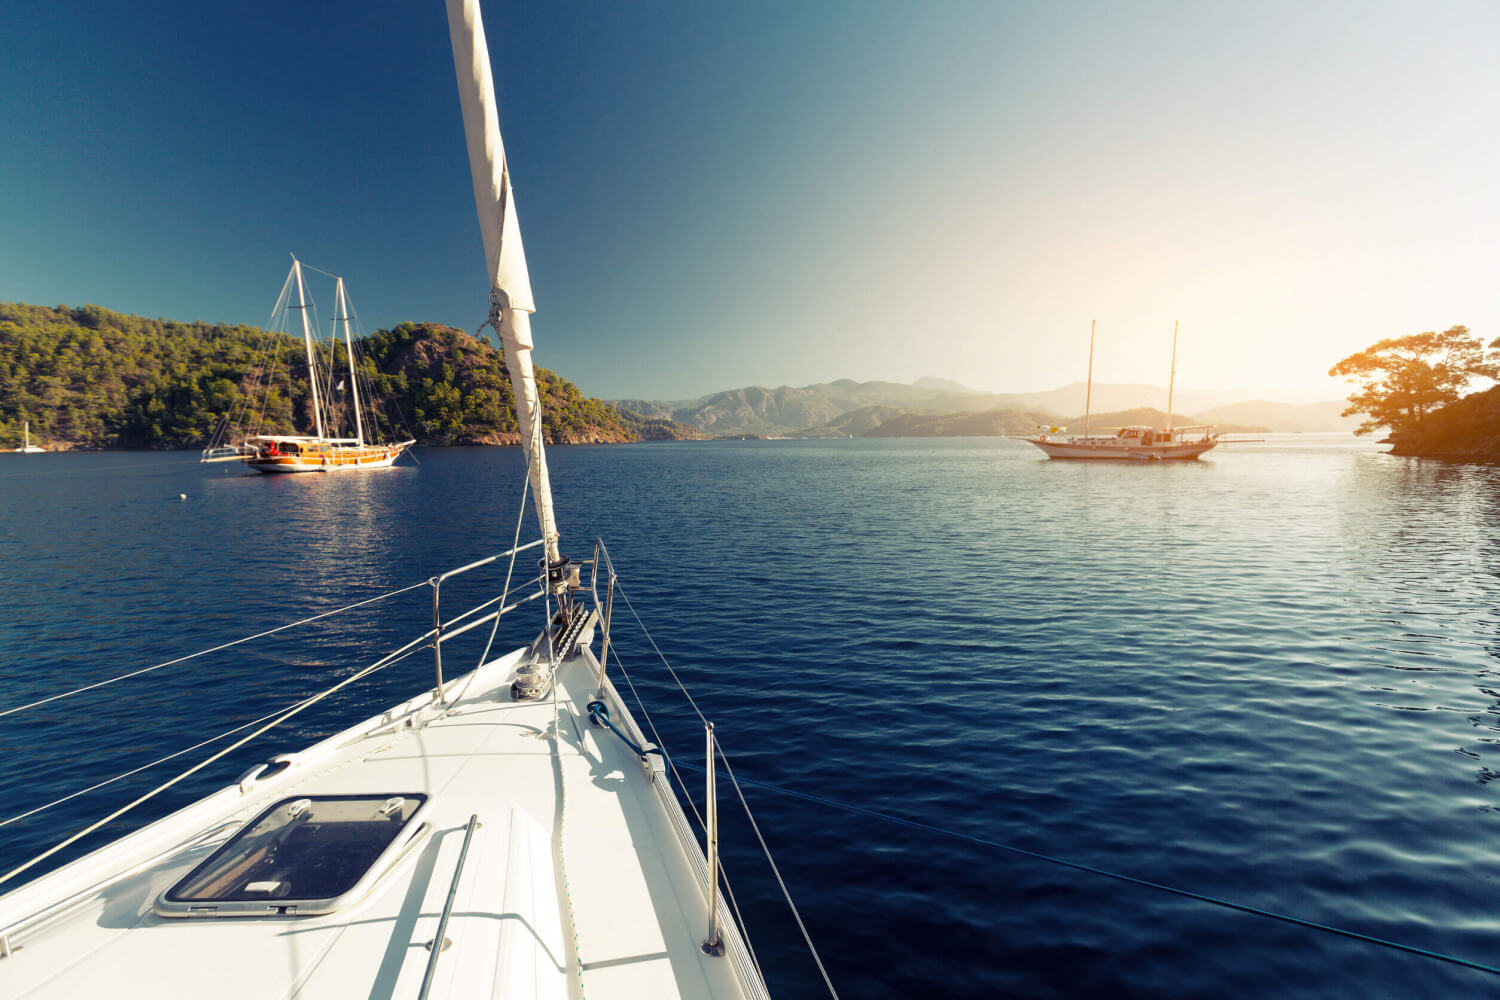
[3,1,1497,402]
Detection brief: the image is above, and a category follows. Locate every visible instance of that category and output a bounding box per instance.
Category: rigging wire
[0,579,431,719]
[612,579,709,723]
[608,564,1500,987]
[595,566,797,991]
[0,640,429,889]
[476,461,533,669]
[340,274,418,449]
[0,683,364,830]
[606,643,813,990]
[714,746,838,999]
[606,645,705,829]
[675,764,1500,981]
[251,272,299,437]
[605,644,768,989]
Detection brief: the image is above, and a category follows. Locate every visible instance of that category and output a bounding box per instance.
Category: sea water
[2,436,1499,998]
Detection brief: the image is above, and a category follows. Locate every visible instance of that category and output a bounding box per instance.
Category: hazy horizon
[5,1,1497,403]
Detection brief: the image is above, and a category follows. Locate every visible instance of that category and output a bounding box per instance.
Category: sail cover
[446,0,534,313]
[446,0,560,563]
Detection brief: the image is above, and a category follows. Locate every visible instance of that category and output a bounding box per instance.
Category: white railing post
[701,721,724,957]
[594,572,616,701]
[430,578,445,704]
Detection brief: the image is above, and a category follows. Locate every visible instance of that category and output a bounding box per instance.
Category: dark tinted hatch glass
[165,794,426,903]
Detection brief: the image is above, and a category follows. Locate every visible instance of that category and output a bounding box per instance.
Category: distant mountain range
[614,379,1358,438]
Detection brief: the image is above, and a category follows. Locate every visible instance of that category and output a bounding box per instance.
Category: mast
[1167,320,1178,432]
[338,277,364,447]
[23,422,28,450]
[1084,320,1095,438]
[293,259,326,441]
[445,0,562,568]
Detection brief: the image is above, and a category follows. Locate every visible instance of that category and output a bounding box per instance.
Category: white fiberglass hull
[0,644,764,999]
[1026,437,1218,461]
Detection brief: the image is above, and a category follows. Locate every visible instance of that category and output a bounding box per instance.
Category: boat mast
[337,277,364,447]
[23,422,28,450]
[445,0,562,569]
[1167,320,1178,432]
[293,259,327,441]
[1084,320,1095,438]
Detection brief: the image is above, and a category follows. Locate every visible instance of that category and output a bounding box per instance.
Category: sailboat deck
[0,647,756,999]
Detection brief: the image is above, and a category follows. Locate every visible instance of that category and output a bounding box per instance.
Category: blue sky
[4,1,1499,402]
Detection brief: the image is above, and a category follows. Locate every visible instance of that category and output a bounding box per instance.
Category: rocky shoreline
[1385,385,1500,461]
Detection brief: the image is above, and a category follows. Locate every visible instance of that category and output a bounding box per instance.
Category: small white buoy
[178,493,187,501]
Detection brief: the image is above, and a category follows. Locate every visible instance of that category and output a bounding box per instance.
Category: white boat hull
[0,643,764,999]
[1026,437,1218,461]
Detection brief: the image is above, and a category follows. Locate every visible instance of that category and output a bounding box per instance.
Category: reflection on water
[3,435,1500,997]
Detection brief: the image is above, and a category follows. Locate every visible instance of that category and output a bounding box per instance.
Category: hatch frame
[153,792,431,919]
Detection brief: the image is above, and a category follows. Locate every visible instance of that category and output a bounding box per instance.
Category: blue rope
[587,700,668,765]
[679,763,1500,978]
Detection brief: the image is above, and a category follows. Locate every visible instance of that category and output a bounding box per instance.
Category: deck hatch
[156,793,428,917]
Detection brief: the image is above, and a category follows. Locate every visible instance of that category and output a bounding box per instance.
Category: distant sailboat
[1026,321,1220,461]
[14,422,44,454]
[0,2,775,995]
[201,260,415,473]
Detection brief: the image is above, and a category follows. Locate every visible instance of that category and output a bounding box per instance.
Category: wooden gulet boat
[1025,320,1221,461]
[202,260,415,473]
[1027,424,1219,461]
[1,2,793,997]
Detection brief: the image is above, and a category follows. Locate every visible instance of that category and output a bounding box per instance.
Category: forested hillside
[1386,385,1500,460]
[0,303,648,449]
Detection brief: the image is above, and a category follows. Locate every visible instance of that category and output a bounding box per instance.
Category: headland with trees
[1330,325,1500,461]
[0,301,702,450]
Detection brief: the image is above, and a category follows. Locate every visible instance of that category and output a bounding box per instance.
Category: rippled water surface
[4,436,1500,997]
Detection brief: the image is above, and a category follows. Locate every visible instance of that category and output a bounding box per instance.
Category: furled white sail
[446,0,561,565]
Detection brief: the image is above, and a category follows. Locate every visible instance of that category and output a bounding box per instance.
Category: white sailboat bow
[0,2,785,997]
